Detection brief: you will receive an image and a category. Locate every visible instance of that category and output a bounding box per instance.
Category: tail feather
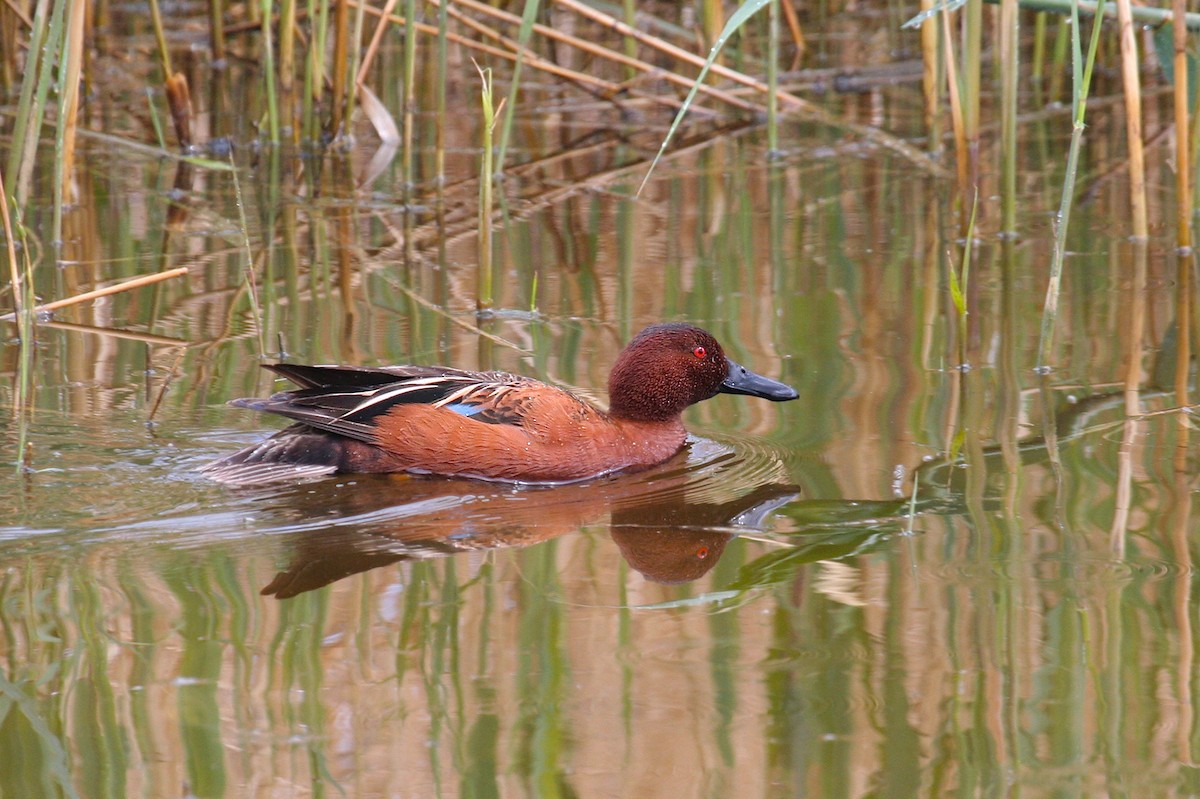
[201,424,345,486]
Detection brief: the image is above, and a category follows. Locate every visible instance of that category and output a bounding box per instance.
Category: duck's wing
[232,364,552,444]
[263,363,479,390]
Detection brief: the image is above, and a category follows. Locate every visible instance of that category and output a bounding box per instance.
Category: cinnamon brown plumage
[202,323,797,485]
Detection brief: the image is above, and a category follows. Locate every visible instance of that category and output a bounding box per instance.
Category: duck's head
[607,323,798,422]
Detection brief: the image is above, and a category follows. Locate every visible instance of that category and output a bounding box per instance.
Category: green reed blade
[638,0,772,194]
[279,0,296,139]
[496,0,541,172]
[436,0,448,181]
[1036,0,1106,369]
[476,63,503,311]
[229,155,267,356]
[7,0,63,206]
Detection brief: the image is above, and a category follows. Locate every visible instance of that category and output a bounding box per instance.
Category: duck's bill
[720,361,798,401]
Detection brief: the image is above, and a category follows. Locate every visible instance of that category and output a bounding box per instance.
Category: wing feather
[233,364,551,442]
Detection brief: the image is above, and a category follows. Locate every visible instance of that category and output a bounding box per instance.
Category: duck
[202,322,797,486]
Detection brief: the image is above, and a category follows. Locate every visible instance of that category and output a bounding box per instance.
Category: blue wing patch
[445,402,486,417]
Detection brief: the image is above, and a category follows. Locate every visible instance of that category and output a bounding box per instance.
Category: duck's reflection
[251,459,800,598]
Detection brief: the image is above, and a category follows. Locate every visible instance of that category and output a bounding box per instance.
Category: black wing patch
[231,366,538,442]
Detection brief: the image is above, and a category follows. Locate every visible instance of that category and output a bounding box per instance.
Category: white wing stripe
[340,376,490,418]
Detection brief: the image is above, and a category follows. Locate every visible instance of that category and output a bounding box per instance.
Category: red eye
[696,546,709,559]
[693,346,707,359]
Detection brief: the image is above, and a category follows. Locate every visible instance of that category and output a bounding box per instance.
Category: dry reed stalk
[356,0,942,175]
[918,0,939,145]
[427,125,756,251]
[57,0,83,205]
[39,321,189,345]
[554,0,811,109]
[279,0,296,136]
[278,0,295,91]
[210,0,226,61]
[354,0,697,113]
[355,0,400,87]
[3,0,33,28]
[164,74,194,148]
[423,0,761,113]
[1112,240,1147,547]
[1173,0,1191,251]
[1173,0,1191,428]
[147,347,187,423]
[941,10,970,201]
[330,0,350,137]
[0,166,24,319]
[0,266,190,321]
[149,0,194,147]
[998,0,1018,234]
[1115,0,1147,238]
[778,0,804,68]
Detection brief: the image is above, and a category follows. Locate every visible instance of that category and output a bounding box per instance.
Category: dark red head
[606,323,797,422]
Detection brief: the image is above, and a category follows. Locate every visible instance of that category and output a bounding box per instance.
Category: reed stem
[435,0,448,181]
[210,0,226,62]
[7,0,61,205]
[981,0,1200,30]
[260,0,280,142]
[0,268,191,322]
[1115,0,1147,239]
[1036,0,1105,368]
[476,63,503,312]
[279,0,296,139]
[918,0,940,149]
[0,171,33,466]
[402,0,418,183]
[53,0,84,247]
[330,0,350,139]
[998,0,1018,235]
[962,0,981,183]
[766,0,778,155]
[1174,0,1192,430]
[230,159,267,356]
[496,0,542,172]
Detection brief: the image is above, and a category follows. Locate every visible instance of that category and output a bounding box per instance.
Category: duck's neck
[607,365,689,422]
[608,416,689,471]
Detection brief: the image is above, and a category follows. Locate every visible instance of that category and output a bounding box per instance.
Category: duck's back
[202,364,686,485]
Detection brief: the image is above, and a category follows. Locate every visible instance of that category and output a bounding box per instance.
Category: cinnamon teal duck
[202,323,797,485]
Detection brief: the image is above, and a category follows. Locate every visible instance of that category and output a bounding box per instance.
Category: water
[3,12,1200,799]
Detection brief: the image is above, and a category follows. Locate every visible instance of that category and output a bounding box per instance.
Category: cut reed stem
[0,267,191,322]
